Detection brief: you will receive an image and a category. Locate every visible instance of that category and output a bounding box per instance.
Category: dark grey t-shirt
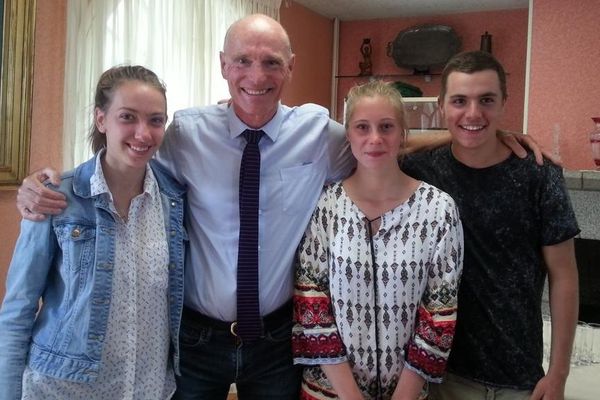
[402,145,579,390]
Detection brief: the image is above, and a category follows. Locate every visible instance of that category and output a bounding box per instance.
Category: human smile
[129,144,152,153]
[459,124,486,132]
[243,88,270,96]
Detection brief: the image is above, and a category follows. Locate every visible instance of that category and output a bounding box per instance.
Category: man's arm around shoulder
[17,167,67,221]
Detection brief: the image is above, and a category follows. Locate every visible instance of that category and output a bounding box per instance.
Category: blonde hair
[344,80,408,149]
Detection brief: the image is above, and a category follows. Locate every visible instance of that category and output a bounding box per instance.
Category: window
[63,0,281,168]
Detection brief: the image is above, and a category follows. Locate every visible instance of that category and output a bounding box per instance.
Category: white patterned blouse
[293,181,463,400]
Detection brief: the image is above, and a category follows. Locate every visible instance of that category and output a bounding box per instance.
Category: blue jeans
[173,312,302,400]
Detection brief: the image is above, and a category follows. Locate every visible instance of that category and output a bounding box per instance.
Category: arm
[498,130,561,166]
[530,239,578,400]
[17,167,66,221]
[321,363,365,400]
[326,119,355,182]
[0,219,56,399]
[392,368,425,400]
[401,128,557,167]
[401,130,451,155]
[292,199,359,397]
[155,120,183,183]
[403,200,464,385]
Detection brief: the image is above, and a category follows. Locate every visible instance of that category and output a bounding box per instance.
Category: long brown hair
[89,65,167,153]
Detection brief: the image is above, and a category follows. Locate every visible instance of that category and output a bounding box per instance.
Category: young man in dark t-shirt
[402,51,579,400]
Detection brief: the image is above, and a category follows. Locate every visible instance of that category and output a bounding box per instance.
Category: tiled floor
[543,321,600,400]
[564,364,600,399]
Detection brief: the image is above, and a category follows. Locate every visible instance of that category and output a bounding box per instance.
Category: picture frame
[0,0,36,187]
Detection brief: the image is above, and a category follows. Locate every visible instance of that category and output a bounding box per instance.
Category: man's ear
[219,51,227,79]
[286,53,296,78]
[437,96,445,117]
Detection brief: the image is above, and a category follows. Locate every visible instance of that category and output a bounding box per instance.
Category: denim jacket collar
[71,155,186,201]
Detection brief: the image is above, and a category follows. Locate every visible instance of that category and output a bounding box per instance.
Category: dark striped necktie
[236,129,264,341]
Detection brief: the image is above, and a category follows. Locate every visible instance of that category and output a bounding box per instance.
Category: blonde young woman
[293,80,464,400]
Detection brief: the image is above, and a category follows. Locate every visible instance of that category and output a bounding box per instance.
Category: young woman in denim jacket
[0,65,187,399]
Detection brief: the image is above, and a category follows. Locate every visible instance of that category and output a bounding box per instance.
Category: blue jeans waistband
[182,300,293,336]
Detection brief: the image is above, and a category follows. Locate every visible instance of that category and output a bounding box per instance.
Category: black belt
[182,300,293,337]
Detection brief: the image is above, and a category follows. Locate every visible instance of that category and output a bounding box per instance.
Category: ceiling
[290,0,529,21]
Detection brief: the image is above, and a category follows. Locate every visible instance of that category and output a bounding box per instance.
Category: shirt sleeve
[539,161,580,245]
[404,198,464,382]
[155,117,182,183]
[325,119,355,183]
[0,219,57,399]
[292,194,347,366]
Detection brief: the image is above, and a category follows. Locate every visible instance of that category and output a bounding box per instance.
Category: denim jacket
[0,157,187,399]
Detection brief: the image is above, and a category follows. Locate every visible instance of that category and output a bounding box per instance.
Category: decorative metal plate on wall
[387,24,461,73]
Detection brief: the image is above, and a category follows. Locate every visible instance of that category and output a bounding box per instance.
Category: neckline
[338,180,423,225]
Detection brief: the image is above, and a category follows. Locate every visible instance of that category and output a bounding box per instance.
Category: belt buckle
[230,321,238,337]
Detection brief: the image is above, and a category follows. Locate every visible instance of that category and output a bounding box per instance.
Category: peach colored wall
[527,0,600,170]
[0,1,66,301]
[336,9,528,128]
[280,1,333,109]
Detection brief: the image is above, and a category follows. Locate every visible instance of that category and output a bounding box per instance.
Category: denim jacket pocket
[54,223,96,275]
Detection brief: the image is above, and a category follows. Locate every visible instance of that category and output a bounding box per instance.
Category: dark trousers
[173,304,301,400]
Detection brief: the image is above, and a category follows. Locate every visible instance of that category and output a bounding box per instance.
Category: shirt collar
[226,102,283,143]
[90,149,157,200]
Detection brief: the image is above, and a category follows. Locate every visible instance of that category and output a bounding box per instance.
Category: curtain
[63,0,281,169]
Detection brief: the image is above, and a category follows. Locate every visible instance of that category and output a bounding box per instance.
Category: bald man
[156,15,353,399]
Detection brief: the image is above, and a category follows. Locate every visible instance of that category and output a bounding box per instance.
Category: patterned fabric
[21,155,175,399]
[293,181,464,399]
[402,147,580,390]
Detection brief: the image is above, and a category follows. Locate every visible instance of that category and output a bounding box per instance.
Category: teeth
[130,145,150,152]
[461,125,484,131]
[244,88,268,95]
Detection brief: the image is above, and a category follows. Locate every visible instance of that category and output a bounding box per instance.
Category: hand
[530,374,566,400]
[498,130,562,166]
[17,168,67,221]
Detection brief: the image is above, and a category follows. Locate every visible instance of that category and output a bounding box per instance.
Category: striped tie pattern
[236,129,264,341]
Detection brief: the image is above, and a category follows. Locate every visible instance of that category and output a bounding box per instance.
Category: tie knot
[242,129,264,145]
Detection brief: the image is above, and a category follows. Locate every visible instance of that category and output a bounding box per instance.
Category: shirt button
[170,230,176,236]
[71,228,81,238]
[171,201,176,207]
